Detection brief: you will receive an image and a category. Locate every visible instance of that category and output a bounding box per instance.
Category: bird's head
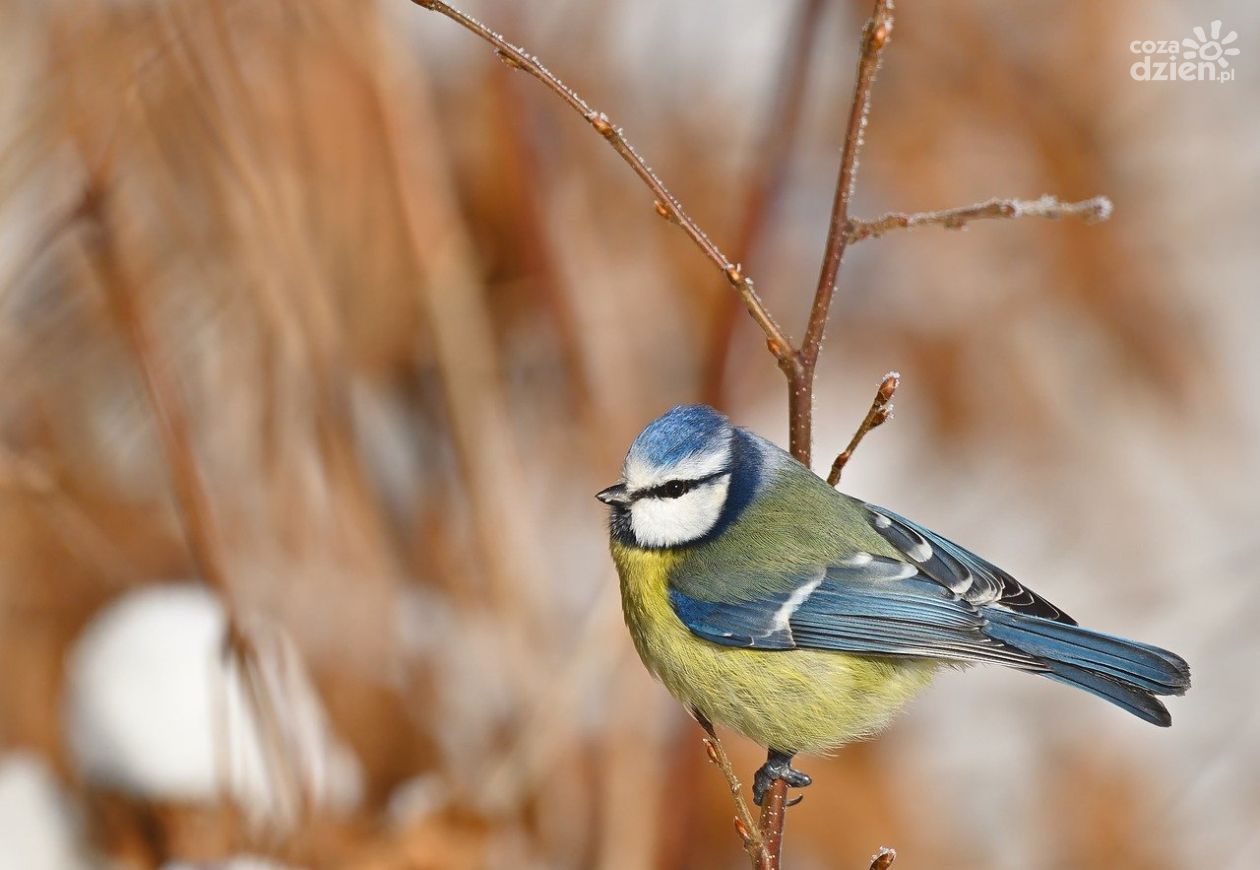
[597,404,749,549]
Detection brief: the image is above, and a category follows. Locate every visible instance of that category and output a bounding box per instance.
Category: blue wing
[862,503,1075,624]
[667,503,1190,725]
[668,556,1041,669]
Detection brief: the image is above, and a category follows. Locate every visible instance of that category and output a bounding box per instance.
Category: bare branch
[787,0,894,462]
[763,0,896,857]
[696,716,767,866]
[407,0,797,371]
[801,0,895,365]
[757,779,790,870]
[846,194,1113,243]
[828,372,899,487]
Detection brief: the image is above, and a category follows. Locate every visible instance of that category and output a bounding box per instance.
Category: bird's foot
[753,750,812,806]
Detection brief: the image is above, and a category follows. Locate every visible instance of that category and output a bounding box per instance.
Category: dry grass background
[0,0,1257,867]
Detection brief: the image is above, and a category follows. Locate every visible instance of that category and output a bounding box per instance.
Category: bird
[597,404,1190,805]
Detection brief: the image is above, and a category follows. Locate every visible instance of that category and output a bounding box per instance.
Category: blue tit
[597,405,1190,804]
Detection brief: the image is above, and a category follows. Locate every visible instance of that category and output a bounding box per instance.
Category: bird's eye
[661,480,689,499]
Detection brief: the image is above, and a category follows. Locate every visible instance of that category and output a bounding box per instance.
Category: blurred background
[0,0,1256,867]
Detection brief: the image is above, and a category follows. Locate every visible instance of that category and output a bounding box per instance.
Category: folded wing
[668,504,1190,725]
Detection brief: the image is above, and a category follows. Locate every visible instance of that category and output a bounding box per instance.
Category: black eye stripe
[633,469,730,501]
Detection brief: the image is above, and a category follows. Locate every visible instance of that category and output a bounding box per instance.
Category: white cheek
[629,479,730,548]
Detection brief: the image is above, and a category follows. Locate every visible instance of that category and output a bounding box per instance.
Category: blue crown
[629,404,731,468]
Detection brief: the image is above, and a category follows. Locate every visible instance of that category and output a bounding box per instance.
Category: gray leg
[753,748,812,806]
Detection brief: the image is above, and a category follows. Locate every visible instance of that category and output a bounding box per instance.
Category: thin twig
[827,372,899,487]
[868,846,897,869]
[786,0,894,462]
[407,0,797,372]
[701,0,828,404]
[695,715,768,865]
[846,194,1113,243]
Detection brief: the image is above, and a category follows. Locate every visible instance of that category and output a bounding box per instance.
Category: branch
[786,0,894,462]
[759,2,896,858]
[869,846,897,869]
[406,0,797,372]
[845,194,1113,243]
[761,782,793,870]
[827,372,899,487]
[801,0,894,370]
[696,716,768,866]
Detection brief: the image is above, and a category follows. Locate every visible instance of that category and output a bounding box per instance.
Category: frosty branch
[846,195,1112,243]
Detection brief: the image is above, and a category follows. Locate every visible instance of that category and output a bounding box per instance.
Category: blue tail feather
[1043,662,1173,726]
[983,609,1190,726]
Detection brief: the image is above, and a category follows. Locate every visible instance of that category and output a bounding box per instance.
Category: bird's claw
[752,752,812,806]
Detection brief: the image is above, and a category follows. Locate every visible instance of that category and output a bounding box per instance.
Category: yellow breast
[612,542,939,754]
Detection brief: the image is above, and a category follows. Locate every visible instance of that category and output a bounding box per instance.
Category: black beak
[596,483,630,506]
